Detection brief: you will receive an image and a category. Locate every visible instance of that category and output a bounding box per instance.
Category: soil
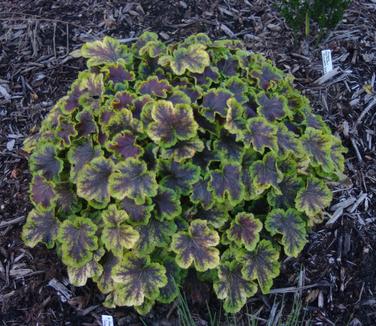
[0,0,375,325]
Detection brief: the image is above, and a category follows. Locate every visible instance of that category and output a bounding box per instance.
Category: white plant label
[102,315,114,326]
[321,49,333,75]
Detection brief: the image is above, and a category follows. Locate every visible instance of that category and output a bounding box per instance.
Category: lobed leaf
[209,164,244,206]
[265,209,307,257]
[29,143,63,180]
[112,254,167,306]
[110,158,157,204]
[160,138,204,162]
[107,131,142,159]
[239,240,280,294]
[68,250,104,286]
[68,138,103,183]
[191,176,213,210]
[301,127,333,172]
[22,208,60,249]
[201,88,233,122]
[295,177,333,218]
[161,44,210,75]
[257,94,288,121]
[153,187,182,220]
[226,212,262,251]
[158,160,200,195]
[118,197,153,225]
[242,117,277,153]
[76,156,114,206]
[171,219,220,272]
[250,152,283,195]
[137,76,171,98]
[81,37,130,67]
[214,261,257,313]
[101,204,140,256]
[58,216,98,267]
[30,175,56,209]
[135,218,177,255]
[147,100,198,146]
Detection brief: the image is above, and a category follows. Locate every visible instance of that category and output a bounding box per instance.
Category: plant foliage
[22,32,346,314]
[279,0,351,37]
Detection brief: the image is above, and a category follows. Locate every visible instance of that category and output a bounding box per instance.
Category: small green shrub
[279,0,351,36]
[22,32,346,314]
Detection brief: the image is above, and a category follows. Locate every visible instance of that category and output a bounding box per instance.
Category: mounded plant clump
[22,32,346,314]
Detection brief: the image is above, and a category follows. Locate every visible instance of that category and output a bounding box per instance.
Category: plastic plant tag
[102,315,114,326]
[321,49,333,75]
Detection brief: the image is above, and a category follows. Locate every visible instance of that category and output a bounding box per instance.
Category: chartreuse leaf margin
[22,32,346,315]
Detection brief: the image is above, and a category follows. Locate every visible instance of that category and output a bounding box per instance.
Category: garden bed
[0,0,375,324]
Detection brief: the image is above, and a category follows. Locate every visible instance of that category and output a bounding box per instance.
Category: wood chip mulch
[0,0,375,325]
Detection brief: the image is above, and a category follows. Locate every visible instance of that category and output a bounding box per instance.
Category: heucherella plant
[22,32,346,314]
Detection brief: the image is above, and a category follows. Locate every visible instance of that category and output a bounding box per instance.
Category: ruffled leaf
[110,158,157,204]
[226,212,262,251]
[135,218,177,255]
[157,254,187,304]
[107,131,142,159]
[29,143,63,180]
[295,177,333,218]
[81,36,130,67]
[209,164,244,206]
[267,175,303,209]
[191,176,213,210]
[139,40,167,58]
[240,240,280,294]
[106,63,134,84]
[138,76,171,98]
[78,72,104,112]
[68,138,103,183]
[252,64,282,90]
[214,131,244,161]
[160,138,204,162]
[147,100,198,146]
[225,98,247,134]
[191,66,220,86]
[158,160,200,195]
[265,209,307,257]
[22,208,59,249]
[30,175,56,209]
[118,197,153,225]
[59,216,98,267]
[161,44,210,75]
[101,204,140,256]
[214,261,257,313]
[223,77,248,104]
[68,251,103,286]
[242,117,277,153]
[55,182,81,215]
[276,124,301,157]
[112,91,135,110]
[196,205,228,229]
[112,254,167,306]
[76,156,114,206]
[94,253,119,294]
[56,117,77,146]
[257,94,288,121]
[250,153,283,194]
[301,127,332,172]
[153,187,182,220]
[102,108,141,139]
[171,219,220,272]
[201,88,232,122]
[76,110,97,138]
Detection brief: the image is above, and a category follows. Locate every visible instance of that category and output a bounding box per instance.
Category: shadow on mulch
[1,0,375,325]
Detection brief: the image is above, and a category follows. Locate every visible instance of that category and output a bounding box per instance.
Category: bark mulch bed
[0,0,375,325]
